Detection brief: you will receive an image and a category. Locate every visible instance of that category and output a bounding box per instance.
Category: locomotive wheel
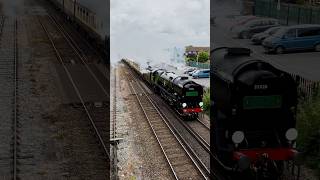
[315,44,320,52]
[275,46,284,54]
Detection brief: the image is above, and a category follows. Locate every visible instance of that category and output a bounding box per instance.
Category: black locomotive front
[172,78,204,117]
[211,47,298,178]
[149,70,204,119]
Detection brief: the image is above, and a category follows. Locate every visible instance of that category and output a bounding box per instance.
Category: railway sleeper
[175,164,199,174]
[170,157,190,166]
[161,143,177,149]
[152,128,168,134]
[158,134,174,140]
[166,153,186,160]
[165,147,183,154]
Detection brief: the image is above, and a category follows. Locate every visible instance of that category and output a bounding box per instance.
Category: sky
[110,0,210,65]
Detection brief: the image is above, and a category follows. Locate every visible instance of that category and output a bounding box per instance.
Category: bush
[296,89,320,177]
[197,51,209,63]
[185,55,197,62]
[202,88,210,115]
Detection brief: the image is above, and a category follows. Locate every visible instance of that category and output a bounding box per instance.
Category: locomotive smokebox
[211,47,297,128]
[210,47,299,175]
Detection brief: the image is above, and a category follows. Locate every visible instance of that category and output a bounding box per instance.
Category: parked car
[251,26,283,45]
[192,69,210,79]
[263,24,320,54]
[183,67,197,74]
[233,18,280,39]
[188,69,198,76]
[230,15,257,31]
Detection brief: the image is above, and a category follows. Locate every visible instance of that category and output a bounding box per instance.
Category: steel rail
[125,68,208,179]
[130,73,211,178]
[149,95,212,177]
[13,17,18,180]
[196,117,210,130]
[112,68,118,180]
[46,15,109,96]
[38,17,110,159]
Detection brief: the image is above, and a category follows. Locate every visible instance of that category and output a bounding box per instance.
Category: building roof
[185,46,210,53]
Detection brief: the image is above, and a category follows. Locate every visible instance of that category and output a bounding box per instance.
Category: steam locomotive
[123,59,204,119]
[211,47,299,179]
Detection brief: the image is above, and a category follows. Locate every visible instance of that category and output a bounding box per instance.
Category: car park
[183,67,197,74]
[251,26,282,45]
[263,24,320,54]
[192,69,210,79]
[233,18,279,39]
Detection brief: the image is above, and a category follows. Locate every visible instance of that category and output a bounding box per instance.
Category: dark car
[233,18,279,39]
[192,69,210,79]
[251,26,283,45]
[230,15,257,31]
[263,24,320,54]
[183,67,197,74]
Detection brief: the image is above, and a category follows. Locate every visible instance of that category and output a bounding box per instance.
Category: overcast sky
[110,0,210,65]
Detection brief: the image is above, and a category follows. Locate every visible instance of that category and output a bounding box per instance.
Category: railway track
[0,16,20,179]
[196,117,210,129]
[46,13,108,95]
[122,64,233,179]
[185,119,210,148]
[123,67,211,179]
[110,67,118,180]
[38,0,105,64]
[38,15,109,178]
[49,12,103,63]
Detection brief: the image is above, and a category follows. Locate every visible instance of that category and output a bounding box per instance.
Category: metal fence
[290,74,320,102]
[255,0,320,25]
[186,61,210,69]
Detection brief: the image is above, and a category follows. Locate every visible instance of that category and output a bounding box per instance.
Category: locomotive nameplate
[186,91,198,97]
[243,95,282,109]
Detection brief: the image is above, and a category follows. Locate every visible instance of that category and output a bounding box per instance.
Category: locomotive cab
[211,47,298,176]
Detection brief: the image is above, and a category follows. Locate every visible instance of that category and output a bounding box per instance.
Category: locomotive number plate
[254,84,268,90]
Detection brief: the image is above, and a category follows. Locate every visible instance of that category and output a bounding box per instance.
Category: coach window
[86,12,89,22]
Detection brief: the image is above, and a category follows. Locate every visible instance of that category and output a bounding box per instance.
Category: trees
[185,51,209,63]
[186,54,197,62]
[197,51,209,63]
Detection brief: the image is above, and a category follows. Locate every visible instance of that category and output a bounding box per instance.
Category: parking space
[212,3,320,81]
[170,67,210,89]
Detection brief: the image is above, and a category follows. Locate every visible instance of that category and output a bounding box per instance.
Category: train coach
[122,59,204,119]
[211,47,299,179]
[49,0,108,60]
